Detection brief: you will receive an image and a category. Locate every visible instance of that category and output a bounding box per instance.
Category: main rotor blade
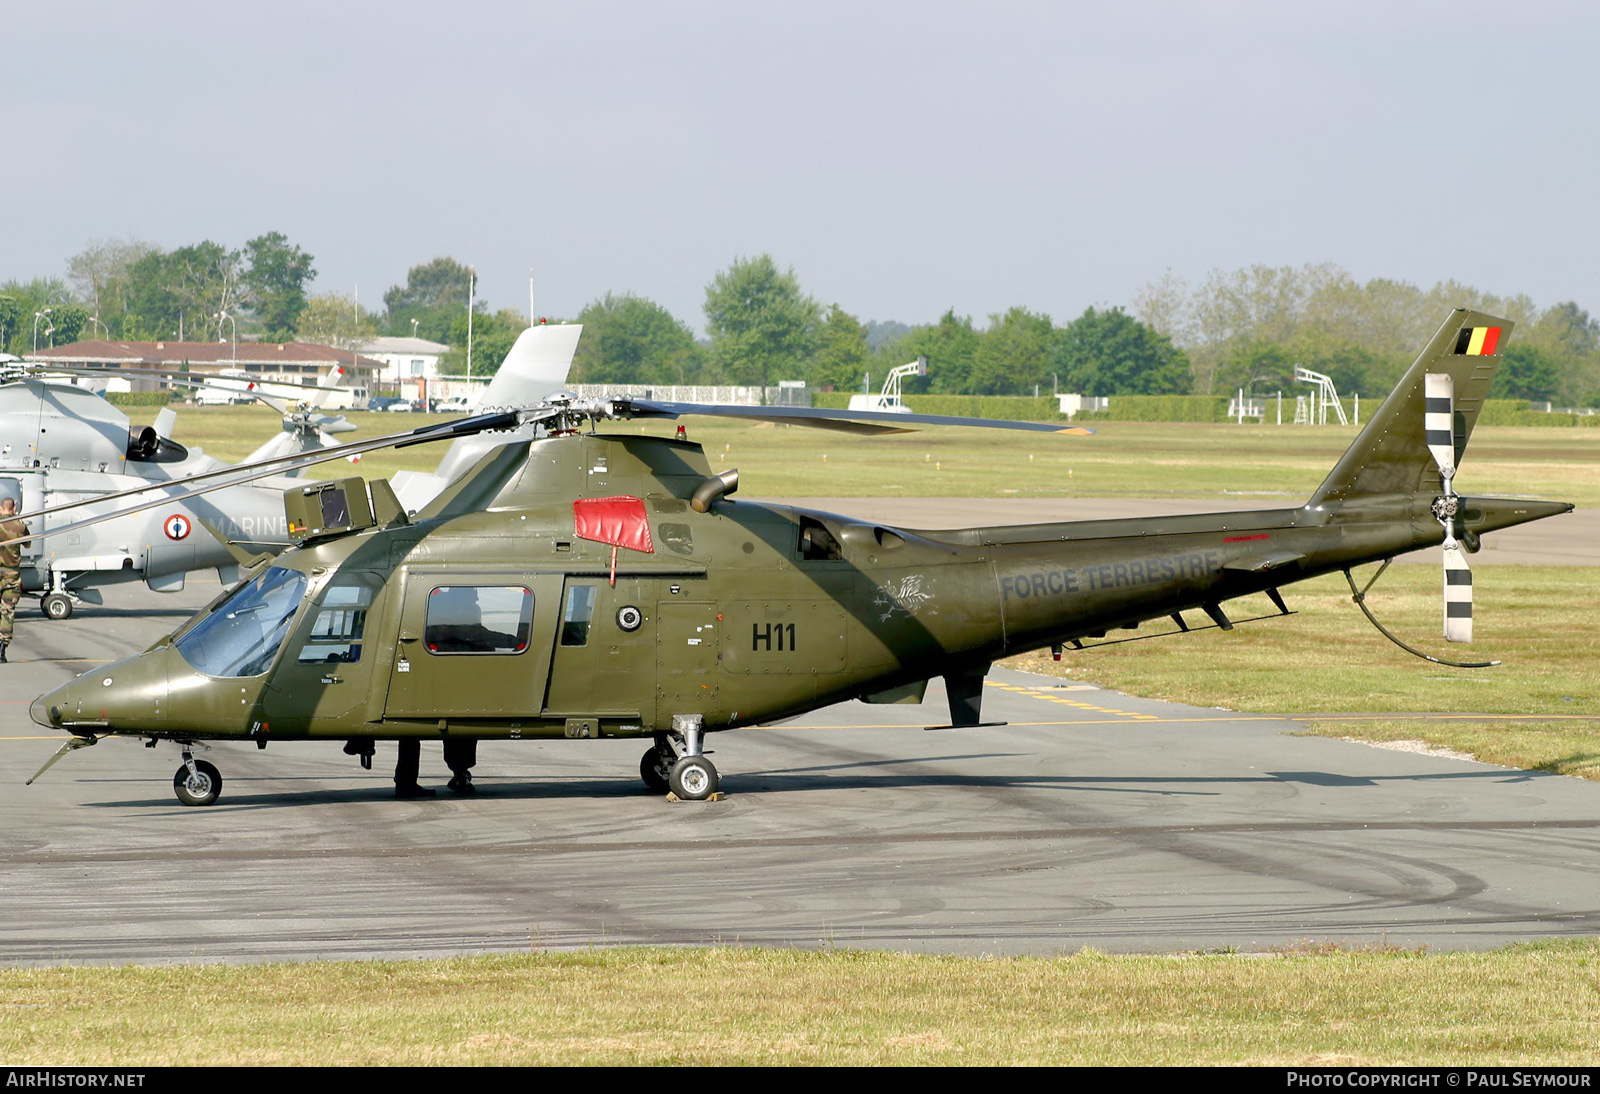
[1443,543,1473,643]
[6,362,217,387]
[1,407,541,549]
[5,409,527,534]
[613,398,1095,436]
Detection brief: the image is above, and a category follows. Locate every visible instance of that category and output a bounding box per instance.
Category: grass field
[1009,566,1600,777]
[6,944,1600,1065]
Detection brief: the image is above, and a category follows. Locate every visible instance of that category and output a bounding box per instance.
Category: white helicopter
[0,324,580,618]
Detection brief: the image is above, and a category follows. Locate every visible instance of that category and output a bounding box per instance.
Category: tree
[703,254,821,392]
[243,231,316,339]
[811,305,870,392]
[383,257,474,343]
[0,294,21,354]
[1214,332,1388,399]
[1489,344,1561,402]
[1,277,79,354]
[1524,302,1600,406]
[571,293,704,384]
[1212,340,1297,399]
[876,309,978,394]
[297,292,379,351]
[67,237,157,336]
[970,306,1054,395]
[1053,306,1190,396]
[864,320,911,352]
[123,241,249,341]
[440,308,528,377]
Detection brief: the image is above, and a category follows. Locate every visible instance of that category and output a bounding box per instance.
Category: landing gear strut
[173,750,222,807]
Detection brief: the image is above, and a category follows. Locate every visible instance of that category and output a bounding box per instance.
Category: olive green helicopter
[14,309,1572,806]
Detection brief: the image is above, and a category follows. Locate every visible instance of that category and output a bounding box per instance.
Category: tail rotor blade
[1425,373,1456,485]
[1443,542,1473,643]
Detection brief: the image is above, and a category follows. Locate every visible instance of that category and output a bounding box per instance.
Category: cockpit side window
[175,566,309,677]
[297,573,383,664]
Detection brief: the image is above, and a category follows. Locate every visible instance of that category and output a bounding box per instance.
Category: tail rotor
[1425,373,1473,643]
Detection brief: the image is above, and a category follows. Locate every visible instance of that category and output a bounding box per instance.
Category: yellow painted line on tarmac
[985,680,1159,720]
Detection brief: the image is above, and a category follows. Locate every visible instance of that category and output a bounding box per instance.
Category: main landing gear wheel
[41,593,73,620]
[669,755,719,801]
[173,759,222,807]
[640,747,673,794]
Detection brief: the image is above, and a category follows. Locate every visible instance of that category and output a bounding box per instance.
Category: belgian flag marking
[1453,326,1502,356]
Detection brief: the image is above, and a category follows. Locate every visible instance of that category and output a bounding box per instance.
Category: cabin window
[560,584,597,646]
[297,573,382,664]
[424,585,532,655]
[175,565,309,677]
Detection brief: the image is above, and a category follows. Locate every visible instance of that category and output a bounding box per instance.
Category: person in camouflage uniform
[0,495,30,664]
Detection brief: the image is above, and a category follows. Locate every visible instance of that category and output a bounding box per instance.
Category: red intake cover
[572,496,654,554]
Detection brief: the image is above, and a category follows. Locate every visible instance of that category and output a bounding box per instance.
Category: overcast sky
[4,0,1597,333]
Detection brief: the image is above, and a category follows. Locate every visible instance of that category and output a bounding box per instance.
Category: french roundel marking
[163,514,192,541]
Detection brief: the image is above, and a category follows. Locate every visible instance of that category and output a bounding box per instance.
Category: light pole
[410,317,419,339]
[32,309,51,353]
[89,315,110,339]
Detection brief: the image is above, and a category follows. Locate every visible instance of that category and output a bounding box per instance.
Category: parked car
[386,400,414,412]
[437,396,473,413]
[367,396,403,412]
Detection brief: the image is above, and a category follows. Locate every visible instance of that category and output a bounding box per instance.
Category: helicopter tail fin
[1308,309,1510,508]
[309,364,347,409]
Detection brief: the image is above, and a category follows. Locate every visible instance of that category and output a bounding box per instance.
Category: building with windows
[357,337,451,399]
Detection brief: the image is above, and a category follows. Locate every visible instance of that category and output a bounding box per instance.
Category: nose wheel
[173,757,222,807]
[41,593,74,620]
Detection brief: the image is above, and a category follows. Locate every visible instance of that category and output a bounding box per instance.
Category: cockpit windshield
[174,565,308,677]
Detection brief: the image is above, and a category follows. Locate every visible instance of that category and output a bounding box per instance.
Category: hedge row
[1478,400,1600,427]
[104,392,180,407]
[1079,395,1230,422]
